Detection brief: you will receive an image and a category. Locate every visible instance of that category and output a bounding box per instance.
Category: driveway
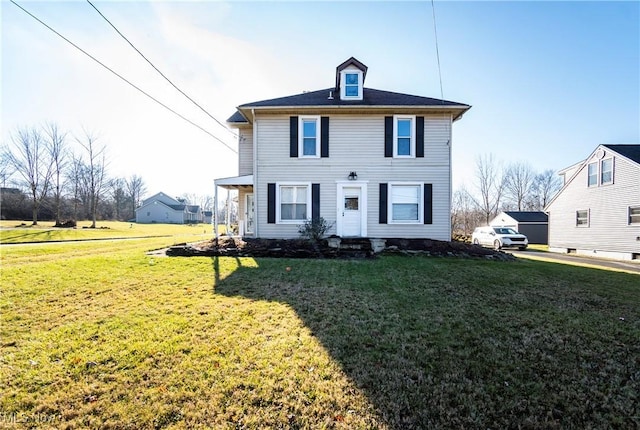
[509,249,640,275]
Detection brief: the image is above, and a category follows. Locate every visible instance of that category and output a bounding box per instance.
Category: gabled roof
[503,211,548,223]
[602,144,640,165]
[335,56,368,90]
[545,144,640,210]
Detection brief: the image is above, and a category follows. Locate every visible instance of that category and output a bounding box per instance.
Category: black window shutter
[384,116,393,157]
[267,183,276,223]
[424,183,432,224]
[290,116,298,158]
[379,183,388,224]
[320,117,329,158]
[416,116,425,158]
[312,183,320,220]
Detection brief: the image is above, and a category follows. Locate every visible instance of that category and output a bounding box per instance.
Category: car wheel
[493,240,501,250]
[473,239,479,245]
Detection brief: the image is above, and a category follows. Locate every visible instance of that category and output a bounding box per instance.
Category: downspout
[447,112,453,241]
[252,108,258,238]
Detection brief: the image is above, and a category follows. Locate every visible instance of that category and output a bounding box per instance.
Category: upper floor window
[339,70,363,100]
[629,206,640,225]
[587,162,597,187]
[600,158,613,185]
[299,116,320,157]
[389,183,422,223]
[394,116,415,157]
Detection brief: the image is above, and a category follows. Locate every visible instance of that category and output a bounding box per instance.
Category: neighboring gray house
[214,57,470,240]
[545,144,640,261]
[490,211,549,244]
[135,192,203,224]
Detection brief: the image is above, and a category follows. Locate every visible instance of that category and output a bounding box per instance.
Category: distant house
[545,144,640,261]
[135,192,203,224]
[490,211,549,244]
[202,210,213,224]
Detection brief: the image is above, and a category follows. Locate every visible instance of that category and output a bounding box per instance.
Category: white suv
[472,226,528,250]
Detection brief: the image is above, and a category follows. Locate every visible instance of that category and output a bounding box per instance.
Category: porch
[213,175,254,238]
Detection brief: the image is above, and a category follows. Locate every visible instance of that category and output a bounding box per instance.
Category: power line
[430,0,445,103]
[10,0,237,154]
[85,0,237,138]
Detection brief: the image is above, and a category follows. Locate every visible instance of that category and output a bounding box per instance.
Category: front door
[341,186,362,237]
[245,193,255,235]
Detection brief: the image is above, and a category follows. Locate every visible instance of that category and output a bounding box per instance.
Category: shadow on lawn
[211,255,640,429]
[212,256,476,428]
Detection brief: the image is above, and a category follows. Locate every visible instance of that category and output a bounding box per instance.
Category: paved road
[508,250,640,275]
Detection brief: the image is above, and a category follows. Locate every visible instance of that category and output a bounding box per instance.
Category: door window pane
[345,197,359,210]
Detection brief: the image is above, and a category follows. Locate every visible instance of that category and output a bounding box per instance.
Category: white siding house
[135,192,203,224]
[215,57,470,240]
[546,144,640,261]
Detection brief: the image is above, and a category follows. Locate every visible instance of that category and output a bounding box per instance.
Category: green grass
[1,239,638,429]
[0,221,214,244]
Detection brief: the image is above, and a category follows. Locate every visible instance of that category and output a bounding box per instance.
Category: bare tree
[66,152,85,221]
[451,185,483,238]
[0,146,14,188]
[472,154,506,225]
[504,162,536,211]
[109,177,127,221]
[43,123,68,225]
[533,169,562,210]
[125,174,146,219]
[4,127,54,225]
[76,130,108,228]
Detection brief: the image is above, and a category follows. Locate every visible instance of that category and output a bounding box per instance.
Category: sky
[2,0,639,201]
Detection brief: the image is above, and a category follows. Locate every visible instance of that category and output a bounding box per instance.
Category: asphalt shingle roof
[228,87,470,123]
[503,211,548,223]
[602,144,640,164]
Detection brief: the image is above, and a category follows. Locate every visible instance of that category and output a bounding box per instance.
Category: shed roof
[503,211,548,223]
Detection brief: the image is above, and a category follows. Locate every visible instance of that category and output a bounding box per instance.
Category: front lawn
[1,240,638,428]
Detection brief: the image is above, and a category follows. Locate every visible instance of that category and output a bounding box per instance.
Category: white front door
[245,193,255,235]
[341,186,362,237]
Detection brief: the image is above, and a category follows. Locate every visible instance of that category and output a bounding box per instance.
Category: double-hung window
[299,116,320,157]
[576,209,589,227]
[389,183,422,223]
[394,115,415,157]
[587,162,598,187]
[600,158,613,185]
[629,206,640,225]
[345,73,359,97]
[278,184,309,222]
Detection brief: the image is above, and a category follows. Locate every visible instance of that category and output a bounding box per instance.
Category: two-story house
[546,144,640,261]
[214,57,471,240]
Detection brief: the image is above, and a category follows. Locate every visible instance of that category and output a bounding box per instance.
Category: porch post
[214,183,219,239]
[225,189,231,235]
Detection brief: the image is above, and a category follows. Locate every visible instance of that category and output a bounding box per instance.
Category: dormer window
[345,73,359,97]
[339,69,363,100]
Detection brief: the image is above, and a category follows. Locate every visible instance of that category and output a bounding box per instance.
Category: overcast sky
[2,1,639,200]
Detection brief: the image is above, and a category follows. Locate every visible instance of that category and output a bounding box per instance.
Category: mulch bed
[165,237,516,261]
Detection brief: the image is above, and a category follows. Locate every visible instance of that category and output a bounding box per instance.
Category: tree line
[1,123,148,226]
[452,154,562,238]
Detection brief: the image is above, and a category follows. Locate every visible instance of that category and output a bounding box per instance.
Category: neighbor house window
[394,116,415,157]
[576,209,589,227]
[299,117,320,157]
[278,184,309,222]
[629,206,640,225]
[600,158,613,185]
[389,183,422,223]
[587,162,598,187]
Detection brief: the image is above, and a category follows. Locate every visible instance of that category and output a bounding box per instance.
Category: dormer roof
[335,57,368,91]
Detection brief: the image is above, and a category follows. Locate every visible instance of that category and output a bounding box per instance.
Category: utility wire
[430,0,445,104]
[86,0,237,138]
[10,0,237,154]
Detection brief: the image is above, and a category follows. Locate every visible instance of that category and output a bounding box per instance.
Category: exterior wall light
[348,171,358,180]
